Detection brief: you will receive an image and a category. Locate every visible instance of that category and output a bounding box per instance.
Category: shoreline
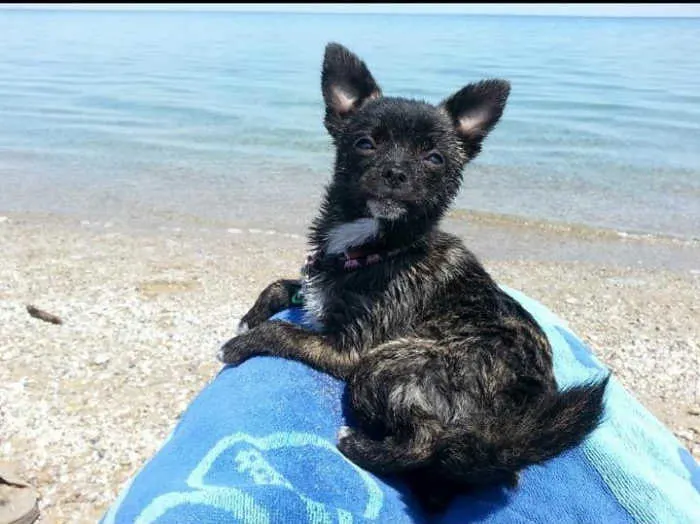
[2,206,699,272]
[0,213,698,522]
[4,201,699,244]
[446,208,700,245]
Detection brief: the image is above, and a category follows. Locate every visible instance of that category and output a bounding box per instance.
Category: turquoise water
[0,10,699,237]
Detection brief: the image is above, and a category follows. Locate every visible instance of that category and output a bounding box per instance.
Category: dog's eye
[354,137,376,151]
[424,151,444,166]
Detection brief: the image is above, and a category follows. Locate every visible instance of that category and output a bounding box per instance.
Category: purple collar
[302,246,406,274]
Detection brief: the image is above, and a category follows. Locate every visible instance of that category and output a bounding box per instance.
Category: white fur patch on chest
[301,275,326,329]
[325,218,379,254]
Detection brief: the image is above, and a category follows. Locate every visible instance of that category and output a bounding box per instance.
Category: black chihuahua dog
[219,43,609,512]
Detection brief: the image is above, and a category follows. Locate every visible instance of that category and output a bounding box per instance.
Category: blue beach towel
[102,286,700,523]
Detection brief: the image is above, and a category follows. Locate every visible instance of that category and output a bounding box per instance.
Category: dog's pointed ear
[322,43,382,137]
[441,79,510,159]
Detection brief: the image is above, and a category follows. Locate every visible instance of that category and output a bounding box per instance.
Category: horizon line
[2,4,700,19]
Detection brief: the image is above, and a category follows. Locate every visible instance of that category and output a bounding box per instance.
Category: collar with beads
[301,245,407,275]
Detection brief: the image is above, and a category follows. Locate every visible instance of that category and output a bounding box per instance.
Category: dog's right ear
[322,43,382,137]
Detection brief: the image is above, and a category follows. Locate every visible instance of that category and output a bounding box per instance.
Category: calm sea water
[1,10,699,238]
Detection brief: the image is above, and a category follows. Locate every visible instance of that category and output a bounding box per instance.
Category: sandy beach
[0,212,698,522]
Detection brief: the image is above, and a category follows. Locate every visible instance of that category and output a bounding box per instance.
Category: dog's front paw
[217,335,253,366]
[337,425,353,441]
[336,426,361,458]
[238,307,268,332]
[236,320,250,335]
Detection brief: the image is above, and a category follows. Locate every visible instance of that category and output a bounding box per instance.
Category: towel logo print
[235,448,293,488]
[133,432,384,523]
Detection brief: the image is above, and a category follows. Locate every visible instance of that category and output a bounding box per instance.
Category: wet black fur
[219,43,609,513]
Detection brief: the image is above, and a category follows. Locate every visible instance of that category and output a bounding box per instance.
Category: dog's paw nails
[336,426,359,459]
[337,425,353,442]
[217,338,250,366]
[236,321,249,335]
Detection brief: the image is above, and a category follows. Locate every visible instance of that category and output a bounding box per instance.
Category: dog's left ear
[322,43,382,137]
[441,79,510,160]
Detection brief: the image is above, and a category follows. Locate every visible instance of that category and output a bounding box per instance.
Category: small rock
[91,354,111,366]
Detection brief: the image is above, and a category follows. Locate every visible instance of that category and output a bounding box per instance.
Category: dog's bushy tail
[440,376,610,481]
[343,376,609,489]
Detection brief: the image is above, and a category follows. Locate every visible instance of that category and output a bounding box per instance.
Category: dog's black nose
[382,167,407,188]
